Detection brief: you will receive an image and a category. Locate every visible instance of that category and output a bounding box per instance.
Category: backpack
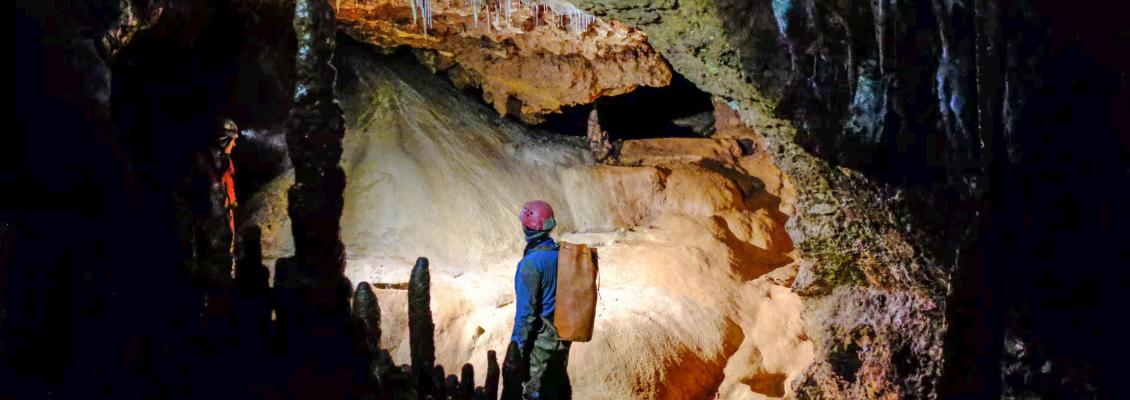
[555,242,598,342]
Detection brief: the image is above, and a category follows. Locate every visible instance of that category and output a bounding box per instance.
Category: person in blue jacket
[511,200,571,399]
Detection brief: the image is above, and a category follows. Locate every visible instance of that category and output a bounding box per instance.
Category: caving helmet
[519,200,556,231]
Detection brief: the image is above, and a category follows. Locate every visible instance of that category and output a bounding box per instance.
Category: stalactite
[408,256,436,398]
[409,0,417,25]
[388,0,599,36]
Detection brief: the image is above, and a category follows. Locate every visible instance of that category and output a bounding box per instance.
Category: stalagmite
[235,226,270,296]
[408,256,436,397]
[434,365,448,398]
[235,225,271,335]
[458,363,475,399]
[485,350,500,400]
[586,107,614,163]
[352,281,384,394]
[443,368,460,398]
[272,256,299,337]
[352,281,382,350]
[500,341,526,400]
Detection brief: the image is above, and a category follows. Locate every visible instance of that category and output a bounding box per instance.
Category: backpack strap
[529,245,557,252]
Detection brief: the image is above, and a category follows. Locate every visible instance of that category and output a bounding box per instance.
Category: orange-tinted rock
[337,0,672,123]
[710,99,797,217]
[617,137,743,167]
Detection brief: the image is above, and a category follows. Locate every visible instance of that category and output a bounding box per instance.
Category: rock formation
[409,257,438,396]
[286,0,350,317]
[569,0,1127,397]
[585,108,614,163]
[335,0,672,123]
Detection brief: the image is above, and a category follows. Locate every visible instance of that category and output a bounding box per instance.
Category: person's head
[519,200,556,243]
[217,118,239,154]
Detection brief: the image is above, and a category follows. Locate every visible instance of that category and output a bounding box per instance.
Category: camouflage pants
[523,337,571,400]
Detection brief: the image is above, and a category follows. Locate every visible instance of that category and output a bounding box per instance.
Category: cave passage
[538,70,717,140]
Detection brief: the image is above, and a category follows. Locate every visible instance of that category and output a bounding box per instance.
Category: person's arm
[511,260,541,352]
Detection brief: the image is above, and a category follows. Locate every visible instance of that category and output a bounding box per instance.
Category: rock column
[285,0,349,316]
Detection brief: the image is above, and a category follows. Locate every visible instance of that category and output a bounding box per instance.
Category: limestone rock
[569,0,956,397]
[617,137,742,167]
[336,0,672,123]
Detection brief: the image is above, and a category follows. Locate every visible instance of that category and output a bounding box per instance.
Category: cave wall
[9,0,304,395]
[572,0,1128,397]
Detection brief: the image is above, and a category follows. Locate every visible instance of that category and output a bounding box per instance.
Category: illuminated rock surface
[248,44,813,399]
[336,0,672,123]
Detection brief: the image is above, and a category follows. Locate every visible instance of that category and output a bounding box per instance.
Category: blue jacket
[511,237,559,351]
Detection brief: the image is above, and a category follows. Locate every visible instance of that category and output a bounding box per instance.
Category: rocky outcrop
[569,0,962,398]
[335,0,672,123]
[617,137,742,167]
[573,0,1129,397]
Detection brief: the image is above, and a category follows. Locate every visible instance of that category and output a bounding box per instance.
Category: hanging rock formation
[335,0,672,123]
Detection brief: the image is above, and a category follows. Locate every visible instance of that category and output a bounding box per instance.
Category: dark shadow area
[537,102,594,137]
[709,0,1129,397]
[8,2,531,395]
[538,71,716,139]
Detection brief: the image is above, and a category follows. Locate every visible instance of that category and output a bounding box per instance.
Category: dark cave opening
[537,71,716,140]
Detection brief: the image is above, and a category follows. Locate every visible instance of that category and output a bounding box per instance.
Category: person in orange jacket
[217,118,239,246]
[191,118,240,288]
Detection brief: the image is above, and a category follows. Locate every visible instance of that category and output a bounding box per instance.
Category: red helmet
[519,200,555,231]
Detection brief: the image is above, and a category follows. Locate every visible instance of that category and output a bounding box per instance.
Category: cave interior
[7,0,1129,398]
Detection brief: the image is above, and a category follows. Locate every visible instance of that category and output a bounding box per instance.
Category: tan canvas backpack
[555,242,598,342]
